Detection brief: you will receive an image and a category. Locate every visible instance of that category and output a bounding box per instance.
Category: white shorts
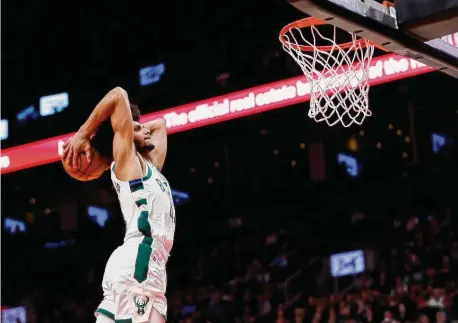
[95,241,168,322]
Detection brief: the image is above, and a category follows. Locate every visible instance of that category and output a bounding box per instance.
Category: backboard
[288,0,458,79]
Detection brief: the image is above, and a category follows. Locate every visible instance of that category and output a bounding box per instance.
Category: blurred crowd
[4,195,457,323]
[161,207,458,323]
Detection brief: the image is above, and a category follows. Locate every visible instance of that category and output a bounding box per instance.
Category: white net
[281,22,375,127]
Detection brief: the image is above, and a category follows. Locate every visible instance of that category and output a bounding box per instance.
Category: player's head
[130,103,155,152]
[91,103,154,160]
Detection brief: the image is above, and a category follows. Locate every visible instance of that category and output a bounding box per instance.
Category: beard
[136,142,155,153]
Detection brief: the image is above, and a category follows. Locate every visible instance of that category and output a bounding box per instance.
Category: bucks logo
[133,294,150,315]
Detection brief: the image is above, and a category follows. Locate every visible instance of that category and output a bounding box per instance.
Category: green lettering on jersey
[155,179,175,223]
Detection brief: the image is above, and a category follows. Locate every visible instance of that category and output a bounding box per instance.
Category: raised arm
[142,118,167,171]
[63,87,142,180]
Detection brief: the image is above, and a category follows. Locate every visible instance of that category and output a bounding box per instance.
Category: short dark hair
[130,103,141,122]
[91,103,141,159]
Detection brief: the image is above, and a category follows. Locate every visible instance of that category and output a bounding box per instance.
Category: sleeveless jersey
[109,160,175,318]
[111,161,175,247]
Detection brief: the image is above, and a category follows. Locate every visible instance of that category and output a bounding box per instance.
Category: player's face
[133,122,155,151]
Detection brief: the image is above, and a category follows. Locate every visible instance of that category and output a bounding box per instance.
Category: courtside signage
[0,53,448,174]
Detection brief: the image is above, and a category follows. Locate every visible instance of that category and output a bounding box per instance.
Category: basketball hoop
[279,17,379,127]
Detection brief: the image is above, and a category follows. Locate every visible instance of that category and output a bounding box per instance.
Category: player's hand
[62,130,92,168]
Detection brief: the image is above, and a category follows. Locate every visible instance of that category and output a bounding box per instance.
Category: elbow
[113,86,127,95]
[111,87,128,101]
[157,119,167,131]
[108,87,130,110]
[104,87,129,118]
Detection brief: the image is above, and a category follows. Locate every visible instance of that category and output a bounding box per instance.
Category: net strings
[282,25,375,127]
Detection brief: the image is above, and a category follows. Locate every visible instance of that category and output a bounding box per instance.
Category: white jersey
[111,160,176,248]
[96,160,175,321]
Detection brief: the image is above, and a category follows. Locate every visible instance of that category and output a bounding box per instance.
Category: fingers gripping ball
[62,147,110,181]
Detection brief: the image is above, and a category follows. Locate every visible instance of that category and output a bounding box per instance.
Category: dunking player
[62,87,175,323]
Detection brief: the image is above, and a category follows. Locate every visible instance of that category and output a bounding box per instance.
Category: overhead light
[347,137,359,152]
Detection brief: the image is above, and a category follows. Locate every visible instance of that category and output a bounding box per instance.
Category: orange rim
[279,17,386,52]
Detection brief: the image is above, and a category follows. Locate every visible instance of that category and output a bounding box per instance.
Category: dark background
[1,0,458,322]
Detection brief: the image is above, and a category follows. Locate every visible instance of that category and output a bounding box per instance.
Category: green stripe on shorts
[96,308,115,320]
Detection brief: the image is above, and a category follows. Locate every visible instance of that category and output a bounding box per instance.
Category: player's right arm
[63,87,142,180]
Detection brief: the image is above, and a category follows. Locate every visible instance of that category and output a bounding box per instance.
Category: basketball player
[62,87,175,323]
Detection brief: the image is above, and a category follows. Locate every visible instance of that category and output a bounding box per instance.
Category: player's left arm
[143,118,167,171]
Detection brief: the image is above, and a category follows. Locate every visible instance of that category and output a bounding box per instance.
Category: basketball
[62,147,110,181]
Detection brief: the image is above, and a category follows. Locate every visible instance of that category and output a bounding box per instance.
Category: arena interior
[1,0,458,322]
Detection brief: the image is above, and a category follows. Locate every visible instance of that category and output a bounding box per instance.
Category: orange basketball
[62,147,110,181]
